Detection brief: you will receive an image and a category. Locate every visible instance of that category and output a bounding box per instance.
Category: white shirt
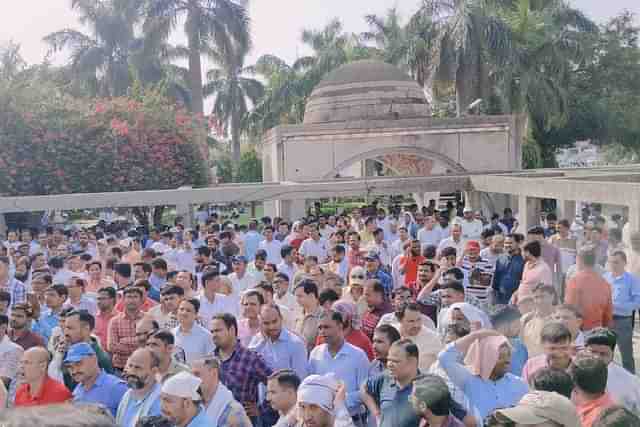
[437,237,465,257]
[53,269,76,286]
[175,248,197,273]
[274,292,300,314]
[0,335,23,380]
[459,219,484,241]
[607,362,640,414]
[436,225,451,241]
[228,272,257,299]
[378,312,436,331]
[258,239,283,264]
[417,227,441,247]
[197,293,239,329]
[276,262,297,284]
[299,238,328,262]
[319,226,336,240]
[151,241,171,254]
[172,324,216,363]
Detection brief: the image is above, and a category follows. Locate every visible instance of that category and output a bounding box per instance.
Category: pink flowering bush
[0,84,208,196]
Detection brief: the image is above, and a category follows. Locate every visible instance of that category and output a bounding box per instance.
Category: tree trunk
[231,112,241,181]
[152,206,165,227]
[455,54,482,117]
[132,207,150,227]
[185,3,211,182]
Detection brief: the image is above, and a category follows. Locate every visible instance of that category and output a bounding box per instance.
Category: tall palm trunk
[187,4,204,116]
[231,110,241,175]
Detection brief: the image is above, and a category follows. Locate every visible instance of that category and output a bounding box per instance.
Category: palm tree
[490,0,597,164]
[419,0,513,116]
[361,8,409,67]
[203,47,264,167]
[44,0,147,97]
[247,54,309,132]
[144,0,250,117]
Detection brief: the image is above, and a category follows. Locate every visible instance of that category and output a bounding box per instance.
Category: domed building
[262,60,521,219]
[303,60,430,124]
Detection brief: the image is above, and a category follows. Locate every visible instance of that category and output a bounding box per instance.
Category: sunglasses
[351,274,365,280]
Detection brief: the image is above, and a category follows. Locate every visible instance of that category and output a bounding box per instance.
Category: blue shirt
[366,269,393,297]
[118,383,162,427]
[308,341,370,416]
[438,343,528,425]
[186,408,213,427]
[509,338,528,377]
[604,271,640,317]
[248,328,308,380]
[365,373,420,427]
[491,254,525,304]
[243,231,262,262]
[73,370,128,416]
[32,308,60,344]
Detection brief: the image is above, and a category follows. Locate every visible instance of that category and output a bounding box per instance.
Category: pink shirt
[518,260,553,300]
[521,354,549,383]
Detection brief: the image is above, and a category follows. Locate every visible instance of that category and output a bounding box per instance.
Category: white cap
[161,371,202,401]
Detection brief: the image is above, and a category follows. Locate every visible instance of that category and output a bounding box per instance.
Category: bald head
[20,347,49,383]
[260,304,283,341]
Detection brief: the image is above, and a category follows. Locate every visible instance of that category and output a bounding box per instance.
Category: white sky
[1,0,637,67]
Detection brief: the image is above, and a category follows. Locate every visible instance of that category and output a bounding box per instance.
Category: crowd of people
[0,201,640,427]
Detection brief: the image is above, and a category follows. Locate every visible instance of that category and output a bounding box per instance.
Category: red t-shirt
[400,255,426,287]
[315,329,375,361]
[15,376,72,407]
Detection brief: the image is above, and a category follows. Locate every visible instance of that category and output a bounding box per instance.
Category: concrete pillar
[264,201,278,219]
[0,214,6,238]
[628,200,640,234]
[557,199,576,221]
[278,199,307,221]
[518,195,540,233]
[464,191,483,213]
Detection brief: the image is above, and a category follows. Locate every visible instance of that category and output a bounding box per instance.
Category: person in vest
[191,357,252,427]
[116,348,162,427]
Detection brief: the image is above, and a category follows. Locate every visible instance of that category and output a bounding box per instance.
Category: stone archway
[321,145,467,180]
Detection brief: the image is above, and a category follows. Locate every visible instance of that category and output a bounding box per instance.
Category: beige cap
[496,391,580,427]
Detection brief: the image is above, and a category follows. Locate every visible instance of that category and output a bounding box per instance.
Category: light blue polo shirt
[73,370,128,416]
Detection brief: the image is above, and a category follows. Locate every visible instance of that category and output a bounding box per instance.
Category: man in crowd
[491,233,525,305]
[521,284,558,358]
[369,324,401,379]
[117,348,163,427]
[160,371,211,427]
[583,327,640,414]
[565,247,613,332]
[267,369,301,427]
[9,303,45,350]
[361,339,423,427]
[15,346,72,407]
[108,287,146,373]
[361,279,393,340]
[197,269,238,329]
[364,252,393,297]
[602,250,640,373]
[65,342,127,416]
[397,303,442,371]
[521,322,573,382]
[249,304,308,380]
[211,313,272,424]
[294,279,324,353]
[0,256,27,307]
[50,309,113,389]
[410,375,466,427]
[173,298,215,364]
[36,283,68,345]
[150,285,184,330]
[191,357,252,427]
[569,354,615,427]
[94,286,117,349]
[309,310,370,424]
[147,330,190,383]
[0,313,23,387]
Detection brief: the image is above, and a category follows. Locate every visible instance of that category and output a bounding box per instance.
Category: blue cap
[232,256,247,264]
[64,342,96,364]
[364,251,380,261]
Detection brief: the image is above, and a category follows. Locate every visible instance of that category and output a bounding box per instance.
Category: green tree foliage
[214,148,262,184]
